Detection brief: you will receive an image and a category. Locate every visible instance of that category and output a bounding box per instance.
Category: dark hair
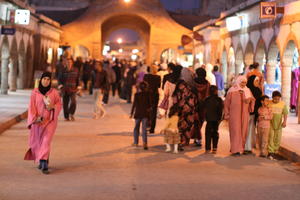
[168,104,179,118]
[209,85,218,95]
[196,67,206,78]
[168,63,176,71]
[272,90,282,98]
[252,62,259,69]
[213,65,219,72]
[260,95,269,102]
[138,81,148,92]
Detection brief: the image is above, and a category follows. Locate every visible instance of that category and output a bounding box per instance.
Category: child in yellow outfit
[268,91,288,160]
[160,104,180,154]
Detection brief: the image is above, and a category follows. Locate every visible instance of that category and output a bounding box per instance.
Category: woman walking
[224,76,254,156]
[24,72,62,174]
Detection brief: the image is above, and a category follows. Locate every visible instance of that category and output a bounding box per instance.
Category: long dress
[24,88,62,163]
[173,80,197,144]
[290,67,300,108]
[224,90,254,153]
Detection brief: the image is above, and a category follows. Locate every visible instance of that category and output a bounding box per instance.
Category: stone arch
[101,14,151,63]
[18,39,26,89]
[160,48,176,63]
[9,37,18,91]
[227,46,235,80]
[266,38,280,84]
[244,41,254,68]
[282,39,299,107]
[235,45,244,75]
[1,36,10,94]
[74,45,90,61]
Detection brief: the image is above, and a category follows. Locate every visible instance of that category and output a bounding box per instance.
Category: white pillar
[1,57,9,94]
[9,57,18,91]
[266,61,276,84]
[281,60,292,107]
[17,55,26,89]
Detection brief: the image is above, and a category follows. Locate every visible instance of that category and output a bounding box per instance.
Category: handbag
[159,95,169,110]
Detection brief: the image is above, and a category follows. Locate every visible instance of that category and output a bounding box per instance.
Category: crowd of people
[24,55,289,174]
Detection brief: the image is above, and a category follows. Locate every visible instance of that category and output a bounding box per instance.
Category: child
[268,91,288,160]
[160,104,180,154]
[204,85,223,154]
[257,95,273,157]
[130,81,151,150]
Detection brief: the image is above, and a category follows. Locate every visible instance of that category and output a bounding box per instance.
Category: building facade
[193,0,300,109]
[0,0,61,94]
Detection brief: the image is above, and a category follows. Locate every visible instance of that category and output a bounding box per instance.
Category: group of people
[24,56,288,174]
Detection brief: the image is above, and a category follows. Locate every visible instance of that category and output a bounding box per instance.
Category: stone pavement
[0,94,300,200]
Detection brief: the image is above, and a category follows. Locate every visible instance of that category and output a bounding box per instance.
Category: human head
[252,62,259,69]
[260,95,270,107]
[213,65,219,72]
[40,72,52,87]
[138,81,148,92]
[195,67,206,79]
[66,58,74,70]
[247,75,259,89]
[272,90,282,103]
[236,76,247,88]
[167,62,176,72]
[209,85,218,96]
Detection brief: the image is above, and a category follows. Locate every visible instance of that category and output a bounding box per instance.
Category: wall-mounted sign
[226,15,248,31]
[14,9,30,25]
[260,2,276,19]
[1,27,16,35]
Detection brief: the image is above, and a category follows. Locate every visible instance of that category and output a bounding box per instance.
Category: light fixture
[117,38,123,44]
[118,49,123,53]
[124,0,131,3]
[132,49,139,54]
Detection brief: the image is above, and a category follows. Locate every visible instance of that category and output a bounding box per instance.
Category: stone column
[281,60,292,107]
[1,57,9,94]
[266,60,276,84]
[9,57,18,91]
[17,55,26,89]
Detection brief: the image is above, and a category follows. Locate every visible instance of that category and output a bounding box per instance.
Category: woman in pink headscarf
[224,76,255,156]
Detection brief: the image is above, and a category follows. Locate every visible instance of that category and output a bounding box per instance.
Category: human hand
[282,122,287,128]
[46,103,55,110]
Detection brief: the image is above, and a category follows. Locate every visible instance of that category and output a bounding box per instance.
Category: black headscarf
[247,75,262,99]
[38,72,52,95]
[169,65,182,84]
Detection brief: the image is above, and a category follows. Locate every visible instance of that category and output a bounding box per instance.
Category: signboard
[1,27,16,35]
[260,2,276,19]
[14,9,30,25]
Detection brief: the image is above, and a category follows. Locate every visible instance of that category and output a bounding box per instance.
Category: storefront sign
[260,2,276,19]
[14,9,30,25]
[1,27,15,35]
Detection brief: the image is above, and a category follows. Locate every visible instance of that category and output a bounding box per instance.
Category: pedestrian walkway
[0,94,299,200]
[0,90,31,133]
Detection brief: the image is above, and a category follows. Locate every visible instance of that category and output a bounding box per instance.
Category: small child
[130,81,151,150]
[257,95,273,157]
[204,85,223,154]
[160,104,180,154]
[268,91,288,160]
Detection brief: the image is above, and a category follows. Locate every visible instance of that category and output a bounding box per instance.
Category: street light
[117,38,123,44]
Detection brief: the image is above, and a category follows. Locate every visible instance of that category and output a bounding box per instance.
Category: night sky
[108,0,200,43]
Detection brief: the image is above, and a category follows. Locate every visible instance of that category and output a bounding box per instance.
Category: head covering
[38,72,52,95]
[169,65,182,84]
[247,75,262,99]
[205,63,216,85]
[228,75,252,98]
[180,67,194,85]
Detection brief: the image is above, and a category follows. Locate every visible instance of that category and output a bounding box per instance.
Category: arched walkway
[235,46,243,75]
[9,37,18,92]
[221,49,228,83]
[244,41,254,69]
[267,40,280,84]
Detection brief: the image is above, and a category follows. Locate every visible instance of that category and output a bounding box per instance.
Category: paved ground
[0,94,300,200]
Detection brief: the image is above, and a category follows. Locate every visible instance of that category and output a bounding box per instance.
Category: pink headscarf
[228,76,253,99]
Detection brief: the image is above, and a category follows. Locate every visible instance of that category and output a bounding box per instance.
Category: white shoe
[173,150,178,154]
[165,149,171,152]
